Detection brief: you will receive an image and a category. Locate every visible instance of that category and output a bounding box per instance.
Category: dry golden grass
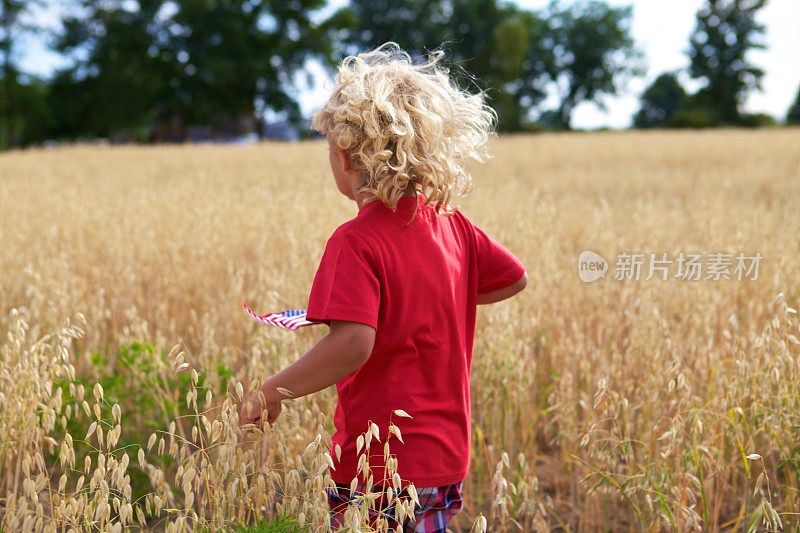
[1,128,799,531]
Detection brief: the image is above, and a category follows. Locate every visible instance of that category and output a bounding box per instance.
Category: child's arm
[239,320,375,429]
[471,220,527,304]
[477,270,527,305]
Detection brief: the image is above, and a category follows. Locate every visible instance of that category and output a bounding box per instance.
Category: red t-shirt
[306,193,525,487]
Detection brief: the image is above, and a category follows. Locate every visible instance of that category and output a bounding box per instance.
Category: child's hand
[239,390,282,430]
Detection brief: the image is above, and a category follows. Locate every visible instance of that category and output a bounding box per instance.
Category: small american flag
[243,303,316,330]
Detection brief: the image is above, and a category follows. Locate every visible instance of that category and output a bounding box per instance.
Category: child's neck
[355,188,418,210]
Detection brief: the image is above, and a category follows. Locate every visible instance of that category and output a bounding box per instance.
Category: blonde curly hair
[311,42,498,216]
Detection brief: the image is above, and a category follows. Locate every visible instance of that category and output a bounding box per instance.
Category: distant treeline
[1,0,799,150]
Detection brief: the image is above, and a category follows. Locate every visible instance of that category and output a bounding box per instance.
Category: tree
[0,74,52,147]
[787,84,800,125]
[332,0,449,59]
[0,0,45,148]
[633,73,687,128]
[334,0,551,132]
[49,0,170,140]
[687,0,767,125]
[49,0,338,142]
[542,0,642,130]
[162,0,334,138]
[485,7,551,131]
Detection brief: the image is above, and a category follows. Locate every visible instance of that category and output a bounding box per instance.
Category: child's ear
[339,147,354,172]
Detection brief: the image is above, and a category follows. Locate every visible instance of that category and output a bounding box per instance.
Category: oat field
[1,128,800,532]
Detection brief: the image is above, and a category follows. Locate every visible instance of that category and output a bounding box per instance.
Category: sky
[18,0,800,129]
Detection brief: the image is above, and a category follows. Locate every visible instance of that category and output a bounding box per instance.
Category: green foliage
[540,0,643,130]
[47,0,336,142]
[662,89,777,130]
[336,0,551,132]
[47,1,169,141]
[196,514,309,533]
[634,72,687,129]
[738,112,778,128]
[688,0,767,126]
[7,0,794,146]
[0,74,53,148]
[338,0,641,132]
[218,363,234,393]
[0,0,47,149]
[233,514,309,533]
[787,84,800,125]
[486,8,552,132]
[51,341,208,505]
[668,107,715,129]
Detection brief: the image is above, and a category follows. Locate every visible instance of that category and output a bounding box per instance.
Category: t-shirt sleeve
[306,228,380,329]
[472,222,526,294]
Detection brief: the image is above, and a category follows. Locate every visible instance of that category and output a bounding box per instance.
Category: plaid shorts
[327,480,464,532]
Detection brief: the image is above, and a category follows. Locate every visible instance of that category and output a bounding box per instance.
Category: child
[240,42,527,532]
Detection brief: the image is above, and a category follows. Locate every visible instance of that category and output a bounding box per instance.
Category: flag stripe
[243,303,316,330]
